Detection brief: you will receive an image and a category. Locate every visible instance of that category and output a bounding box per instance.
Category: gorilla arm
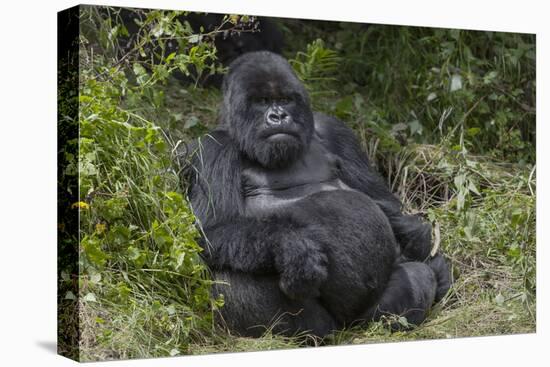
[182,130,279,273]
[313,112,433,261]
[182,130,328,295]
[182,130,329,298]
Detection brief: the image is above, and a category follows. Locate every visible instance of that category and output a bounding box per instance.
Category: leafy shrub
[58,6,233,360]
[283,23,535,164]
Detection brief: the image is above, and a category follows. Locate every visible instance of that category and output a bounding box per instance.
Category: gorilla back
[183,51,451,338]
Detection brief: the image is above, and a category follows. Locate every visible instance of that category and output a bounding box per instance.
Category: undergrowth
[58,6,536,361]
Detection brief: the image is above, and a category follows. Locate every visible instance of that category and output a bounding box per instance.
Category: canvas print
[57,4,536,362]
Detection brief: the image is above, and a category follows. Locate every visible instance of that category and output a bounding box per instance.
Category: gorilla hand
[275,235,328,300]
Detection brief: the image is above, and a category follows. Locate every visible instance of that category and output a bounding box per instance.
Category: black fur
[113,10,284,87]
[181,51,451,338]
[186,14,284,66]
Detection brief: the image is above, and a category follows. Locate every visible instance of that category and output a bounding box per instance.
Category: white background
[0,0,547,365]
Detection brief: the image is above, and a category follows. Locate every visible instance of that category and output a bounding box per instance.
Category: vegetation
[58,6,535,361]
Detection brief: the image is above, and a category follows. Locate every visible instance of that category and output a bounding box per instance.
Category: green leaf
[464,225,474,241]
[456,190,466,211]
[511,208,525,228]
[335,96,353,119]
[454,174,466,189]
[90,273,102,284]
[82,237,109,267]
[483,70,499,84]
[152,300,162,311]
[188,34,202,44]
[165,52,176,63]
[466,127,481,137]
[408,120,423,136]
[83,293,97,303]
[133,63,149,85]
[61,271,70,281]
[184,116,200,129]
[468,181,480,195]
[166,305,176,316]
[392,122,408,133]
[450,74,463,92]
[127,246,147,268]
[507,245,521,259]
[398,316,409,327]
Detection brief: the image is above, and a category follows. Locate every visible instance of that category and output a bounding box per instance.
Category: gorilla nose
[266,108,289,125]
[267,111,282,124]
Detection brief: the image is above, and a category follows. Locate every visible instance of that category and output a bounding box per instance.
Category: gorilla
[184,13,284,65]
[181,13,284,87]
[112,8,284,87]
[182,51,451,338]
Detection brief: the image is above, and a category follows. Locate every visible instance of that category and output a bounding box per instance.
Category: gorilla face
[221,52,315,168]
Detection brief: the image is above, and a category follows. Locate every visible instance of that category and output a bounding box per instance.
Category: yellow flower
[71,201,90,210]
[95,223,107,234]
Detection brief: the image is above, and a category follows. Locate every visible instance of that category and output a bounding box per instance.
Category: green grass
[58,7,536,361]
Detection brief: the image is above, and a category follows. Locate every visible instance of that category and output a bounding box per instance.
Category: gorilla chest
[242,142,351,216]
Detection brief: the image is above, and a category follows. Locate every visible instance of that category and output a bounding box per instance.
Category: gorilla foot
[213,270,337,338]
[363,262,438,329]
[426,253,452,302]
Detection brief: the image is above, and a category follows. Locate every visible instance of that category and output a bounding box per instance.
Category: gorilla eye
[253,97,270,105]
[251,96,292,106]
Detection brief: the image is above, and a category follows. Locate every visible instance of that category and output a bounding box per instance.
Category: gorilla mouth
[262,126,300,141]
[267,132,298,141]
